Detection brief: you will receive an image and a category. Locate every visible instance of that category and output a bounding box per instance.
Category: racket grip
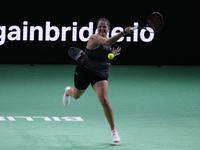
[130,27,138,30]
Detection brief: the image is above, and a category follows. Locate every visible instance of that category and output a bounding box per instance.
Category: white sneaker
[111,129,121,143]
[63,86,71,107]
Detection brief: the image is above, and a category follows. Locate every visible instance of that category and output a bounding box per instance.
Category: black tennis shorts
[74,63,108,90]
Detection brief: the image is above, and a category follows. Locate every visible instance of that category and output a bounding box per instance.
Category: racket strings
[147,13,164,33]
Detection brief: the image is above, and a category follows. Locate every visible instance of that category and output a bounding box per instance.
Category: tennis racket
[130,12,164,33]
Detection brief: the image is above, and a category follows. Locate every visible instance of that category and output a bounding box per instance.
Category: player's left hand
[112,46,121,57]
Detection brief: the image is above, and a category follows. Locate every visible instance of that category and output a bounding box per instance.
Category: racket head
[145,12,164,33]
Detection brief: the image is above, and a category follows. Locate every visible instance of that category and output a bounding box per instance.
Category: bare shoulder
[87,34,108,47]
[89,34,106,43]
[88,34,100,44]
[87,34,99,49]
[90,34,100,39]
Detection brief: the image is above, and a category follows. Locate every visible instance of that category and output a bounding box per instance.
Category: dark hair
[96,18,110,28]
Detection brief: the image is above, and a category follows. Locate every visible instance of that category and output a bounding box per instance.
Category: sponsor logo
[0,21,154,46]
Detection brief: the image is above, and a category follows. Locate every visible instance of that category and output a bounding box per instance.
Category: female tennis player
[63,18,132,143]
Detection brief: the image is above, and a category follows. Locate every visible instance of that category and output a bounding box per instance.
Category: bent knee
[73,95,81,99]
[72,88,85,99]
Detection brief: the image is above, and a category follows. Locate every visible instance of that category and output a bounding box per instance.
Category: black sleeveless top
[83,45,112,79]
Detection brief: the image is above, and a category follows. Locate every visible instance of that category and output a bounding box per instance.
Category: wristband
[121,29,126,36]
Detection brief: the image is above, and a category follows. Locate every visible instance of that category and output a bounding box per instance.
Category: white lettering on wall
[0,21,155,46]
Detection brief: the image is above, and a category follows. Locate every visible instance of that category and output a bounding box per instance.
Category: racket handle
[130,27,138,31]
